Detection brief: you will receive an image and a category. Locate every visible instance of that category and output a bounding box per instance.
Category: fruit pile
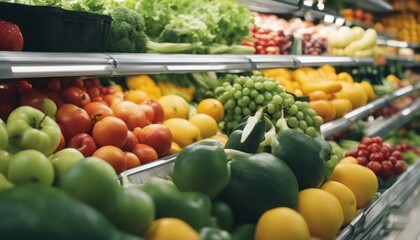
[302,33,328,55]
[345,136,407,180]
[243,26,293,55]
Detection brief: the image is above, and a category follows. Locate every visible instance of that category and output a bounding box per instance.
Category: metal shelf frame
[0,51,375,79]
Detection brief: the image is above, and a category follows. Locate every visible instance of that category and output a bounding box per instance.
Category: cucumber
[0,183,142,240]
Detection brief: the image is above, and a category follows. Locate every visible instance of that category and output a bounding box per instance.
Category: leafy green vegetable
[106,6,148,53]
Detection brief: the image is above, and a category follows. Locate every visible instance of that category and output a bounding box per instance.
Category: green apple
[0,119,8,150]
[7,149,55,186]
[0,149,12,175]
[0,172,13,190]
[60,157,121,217]
[48,148,84,185]
[111,187,155,236]
[6,106,61,156]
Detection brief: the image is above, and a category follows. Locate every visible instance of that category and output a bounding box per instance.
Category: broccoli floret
[106,6,148,53]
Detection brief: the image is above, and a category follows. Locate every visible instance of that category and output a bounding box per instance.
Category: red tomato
[132,144,158,165]
[92,116,128,148]
[137,124,172,158]
[67,133,98,157]
[47,78,62,93]
[69,77,84,89]
[86,86,101,99]
[56,103,93,140]
[61,86,91,107]
[83,102,114,123]
[111,101,148,130]
[366,161,381,174]
[121,130,139,152]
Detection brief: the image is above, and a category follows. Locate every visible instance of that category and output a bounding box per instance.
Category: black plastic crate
[0,2,112,52]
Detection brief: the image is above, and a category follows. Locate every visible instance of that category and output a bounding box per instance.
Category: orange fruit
[124,151,141,169]
[330,98,352,119]
[93,145,127,174]
[124,90,150,104]
[168,141,182,155]
[145,218,200,240]
[309,100,336,122]
[308,90,328,101]
[197,98,225,123]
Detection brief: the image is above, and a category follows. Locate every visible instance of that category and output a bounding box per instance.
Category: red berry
[358,144,368,151]
[391,150,402,160]
[367,161,381,174]
[0,20,24,51]
[388,156,397,166]
[393,160,406,175]
[369,152,384,162]
[368,143,381,153]
[381,147,390,159]
[361,137,373,145]
[357,150,370,157]
[357,156,368,166]
[371,136,383,145]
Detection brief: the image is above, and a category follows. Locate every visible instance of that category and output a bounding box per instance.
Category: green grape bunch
[215,73,324,137]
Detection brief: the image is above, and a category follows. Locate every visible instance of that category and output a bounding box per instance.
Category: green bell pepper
[138,177,213,231]
[231,224,256,240]
[199,227,232,240]
[211,201,234,232]
[172,140,230,200]
[6,106,61,156]
[224,107,266,154]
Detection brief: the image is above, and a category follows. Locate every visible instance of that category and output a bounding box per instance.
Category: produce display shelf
[237,0,300,14]
[343,0,394,13]
[337,161,420,240]
[0,51,375,79]
[321,83,420,139]
[364,98,420,138]
[386,56,417,63]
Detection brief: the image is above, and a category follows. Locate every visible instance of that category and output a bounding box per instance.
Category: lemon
[321,181,357,226]
[209,131,229,147]
[124,90,150,104]
[330,163,378,209]
[145,218,200,240]
[197,98,225,123]
[157,95,190,120]
[189,114,218,139]
[255,207,310,240]
[163,118,202,148]
[339,156,358,164]
[297,188,344,240]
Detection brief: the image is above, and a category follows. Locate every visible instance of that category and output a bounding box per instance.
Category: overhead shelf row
[0,51,376,79]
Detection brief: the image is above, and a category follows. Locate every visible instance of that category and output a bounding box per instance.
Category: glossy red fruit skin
[0,20,24,51]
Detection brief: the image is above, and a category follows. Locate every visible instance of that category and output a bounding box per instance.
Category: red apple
[61,86,91,107]
[143,100,164,123]
[67,133,98,157]
[137,124,172,158]
[56,103,92,141]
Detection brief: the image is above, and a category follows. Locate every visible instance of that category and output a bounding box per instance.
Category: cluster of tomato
[1,77,173,174]
[345,136,407,180]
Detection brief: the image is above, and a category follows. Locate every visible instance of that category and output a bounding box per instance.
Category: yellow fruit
[168,141,182,155]
[164,118,202,148]
[126,75,162,100]
[209,131,229,147]
[320,181,357,226]
[188,114,218,139]
[197,98,225,123]
[330,98,353,119]
[124,90,150,104]
[339,156,358,164]
[145,218,200,240]
[335,82,368,109]
[360,81,376,101]
[255,207,310,240]
[157,95,190,120]
[297,188,344,240]
[330,163,378,209]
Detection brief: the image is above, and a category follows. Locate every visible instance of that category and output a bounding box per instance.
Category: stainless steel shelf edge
[0,51,115,79]
[237,0,300,14]
[343,0,393,13]
[109,53,253,75]
[294,56,357,67]
[364,99,420,138]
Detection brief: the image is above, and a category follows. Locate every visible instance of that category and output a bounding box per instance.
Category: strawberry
[0,19,24,51]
